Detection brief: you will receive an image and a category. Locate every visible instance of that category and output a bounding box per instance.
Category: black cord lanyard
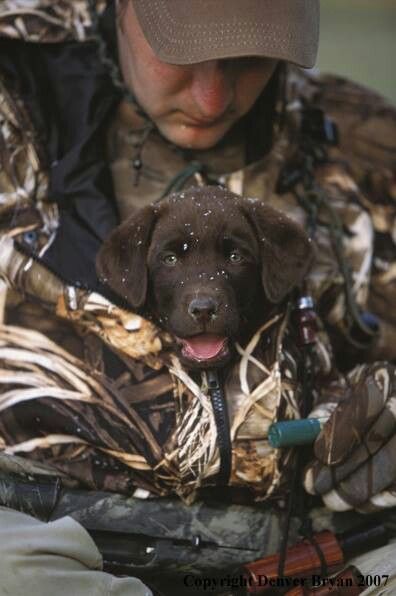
[278,293,317,578]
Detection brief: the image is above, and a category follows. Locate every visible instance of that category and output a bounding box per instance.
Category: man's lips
[176,334,228,362]
[182,117,223,127]
[179,111,233,128]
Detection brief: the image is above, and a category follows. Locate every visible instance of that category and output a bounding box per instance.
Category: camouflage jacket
[0,1,396,505]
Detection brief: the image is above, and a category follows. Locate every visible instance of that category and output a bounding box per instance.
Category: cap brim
[132,0,319,68]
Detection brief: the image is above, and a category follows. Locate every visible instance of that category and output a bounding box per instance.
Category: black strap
[278,328,315,578]
[307,534,329,578]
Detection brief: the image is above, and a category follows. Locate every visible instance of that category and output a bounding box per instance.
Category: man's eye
[162,253,178,266]
[228,249,244,264]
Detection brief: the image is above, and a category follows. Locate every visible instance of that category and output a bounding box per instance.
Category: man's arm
[317,74,396,361]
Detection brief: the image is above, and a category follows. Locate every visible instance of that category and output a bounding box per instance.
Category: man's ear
[96,205,157,309]
[241,201,313,303]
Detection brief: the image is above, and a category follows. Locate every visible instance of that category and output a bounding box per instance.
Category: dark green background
[318,0,396,103]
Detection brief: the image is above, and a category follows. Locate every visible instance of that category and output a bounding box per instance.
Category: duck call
[243,524,387,594]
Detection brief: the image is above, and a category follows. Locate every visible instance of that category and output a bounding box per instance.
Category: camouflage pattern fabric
[0,0,105,42]
[0,0,395,516]
[0,308,321,502]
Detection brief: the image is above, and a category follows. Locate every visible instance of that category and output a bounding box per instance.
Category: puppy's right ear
[240,201,313,304]
[96,205,156,309]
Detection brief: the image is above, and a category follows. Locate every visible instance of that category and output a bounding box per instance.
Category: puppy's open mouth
[176,334,229,364]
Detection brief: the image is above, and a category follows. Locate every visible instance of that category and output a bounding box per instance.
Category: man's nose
[190,60,234,120]
[188,296,218,323]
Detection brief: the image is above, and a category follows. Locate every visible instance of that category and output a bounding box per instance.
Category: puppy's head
[97,187,312,368]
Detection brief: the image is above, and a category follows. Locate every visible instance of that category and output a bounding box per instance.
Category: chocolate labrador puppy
[97,186,312,368]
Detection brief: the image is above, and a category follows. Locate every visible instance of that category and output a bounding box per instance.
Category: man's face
[117,1,278,150]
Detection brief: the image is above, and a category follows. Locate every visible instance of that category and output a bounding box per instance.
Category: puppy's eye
[162,253,178,266]
[228,249,244,264]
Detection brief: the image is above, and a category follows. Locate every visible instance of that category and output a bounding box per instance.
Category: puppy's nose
[188,297,218,322]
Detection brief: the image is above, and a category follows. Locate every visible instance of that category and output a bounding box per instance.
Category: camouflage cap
[131,0,320,68]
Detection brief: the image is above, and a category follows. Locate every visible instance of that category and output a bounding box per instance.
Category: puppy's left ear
[241,201,313,303]
[96,205,156,309]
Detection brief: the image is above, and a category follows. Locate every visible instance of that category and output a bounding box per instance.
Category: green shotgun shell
[268,418,324,448]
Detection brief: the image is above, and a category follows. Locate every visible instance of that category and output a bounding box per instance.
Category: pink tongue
[182,335,226,360]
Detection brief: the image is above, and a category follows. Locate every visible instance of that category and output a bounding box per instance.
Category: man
[0,1,395,595]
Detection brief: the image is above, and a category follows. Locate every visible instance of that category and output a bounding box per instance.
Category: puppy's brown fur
[97,187,312,367]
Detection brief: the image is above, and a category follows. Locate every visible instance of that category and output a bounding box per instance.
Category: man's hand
[303,363,396,512]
